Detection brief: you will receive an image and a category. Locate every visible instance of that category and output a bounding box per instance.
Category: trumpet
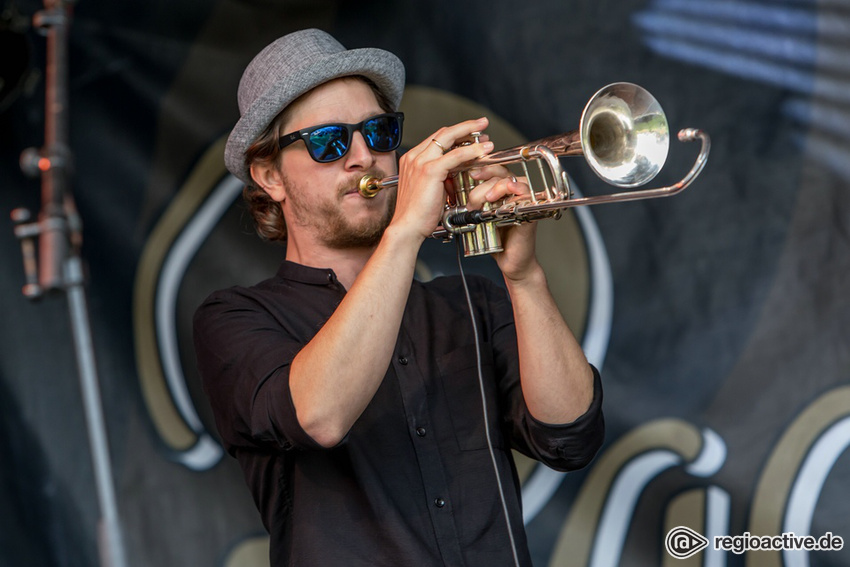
[358,82,710,256]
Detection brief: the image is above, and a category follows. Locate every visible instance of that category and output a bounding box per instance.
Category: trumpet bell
[581,82,669,188]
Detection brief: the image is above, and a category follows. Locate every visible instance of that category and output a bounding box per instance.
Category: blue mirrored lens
[307,125,350,162]
[363,115,401,151]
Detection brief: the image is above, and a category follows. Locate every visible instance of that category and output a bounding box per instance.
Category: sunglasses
[278,112,404,163]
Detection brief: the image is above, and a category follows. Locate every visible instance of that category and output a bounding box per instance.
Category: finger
[433,138,496,173]
[427,117,490,154]
[402,118,487,165]
[429,138,448,154]
[467,164,514,182]
[453,131,491,147]
[465,176,529,210]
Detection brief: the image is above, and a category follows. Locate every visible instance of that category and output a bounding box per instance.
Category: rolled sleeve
[479,276,605,472]
[193,288,325,454]
[521,365,605,471]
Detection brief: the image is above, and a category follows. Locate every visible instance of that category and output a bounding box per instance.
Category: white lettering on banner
[546,386,850,566]
[783,417,850,567]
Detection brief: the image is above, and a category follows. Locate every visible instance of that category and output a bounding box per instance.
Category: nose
[344,131,376,169]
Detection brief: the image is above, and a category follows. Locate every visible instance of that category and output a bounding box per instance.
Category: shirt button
[416,427,426,437]
[398,356,408,366]
[434,497,446,508]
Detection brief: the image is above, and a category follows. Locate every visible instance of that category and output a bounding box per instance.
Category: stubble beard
[284,171,397,250]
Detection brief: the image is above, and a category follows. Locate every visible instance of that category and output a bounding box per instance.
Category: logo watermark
[666,526,709,559]
[665,526,844,559]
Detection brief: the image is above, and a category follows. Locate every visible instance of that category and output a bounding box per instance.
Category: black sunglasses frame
[278,112,405,163]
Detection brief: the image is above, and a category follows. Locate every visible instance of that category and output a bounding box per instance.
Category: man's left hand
[464,167,541,282]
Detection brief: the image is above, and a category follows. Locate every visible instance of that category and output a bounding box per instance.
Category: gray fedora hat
[224,28,406,184]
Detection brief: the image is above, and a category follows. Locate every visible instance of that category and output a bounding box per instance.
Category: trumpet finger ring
[431,138,447,153]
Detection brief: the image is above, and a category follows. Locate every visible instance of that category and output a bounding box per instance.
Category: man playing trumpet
[193,28,604,567]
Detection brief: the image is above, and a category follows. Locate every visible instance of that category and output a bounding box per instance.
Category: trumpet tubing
[359,82,711,257]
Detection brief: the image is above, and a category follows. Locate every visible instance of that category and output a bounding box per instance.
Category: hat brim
[224,47,405,185]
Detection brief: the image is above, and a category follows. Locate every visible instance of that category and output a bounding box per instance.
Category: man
[194,28,604,566]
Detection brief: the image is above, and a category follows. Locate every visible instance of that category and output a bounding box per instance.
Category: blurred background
[1,0,848,565]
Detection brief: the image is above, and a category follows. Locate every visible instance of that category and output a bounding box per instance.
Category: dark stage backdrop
[2,1,848,566]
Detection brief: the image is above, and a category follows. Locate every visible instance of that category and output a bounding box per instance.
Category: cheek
[281,155,335,196]
[377,152,399,175]
[280,150,314,174]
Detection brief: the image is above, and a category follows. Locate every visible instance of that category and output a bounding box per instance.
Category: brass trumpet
[358,82,710,256]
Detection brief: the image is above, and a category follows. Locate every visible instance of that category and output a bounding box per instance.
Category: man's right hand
[389,117,495,243]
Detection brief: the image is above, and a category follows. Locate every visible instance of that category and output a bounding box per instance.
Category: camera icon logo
[665,526,709,559]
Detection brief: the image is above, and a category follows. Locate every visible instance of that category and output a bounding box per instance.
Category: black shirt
[193,261,604,566]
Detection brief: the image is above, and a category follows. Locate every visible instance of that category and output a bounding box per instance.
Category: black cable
[447,209,487,227]
[455,240,521,567]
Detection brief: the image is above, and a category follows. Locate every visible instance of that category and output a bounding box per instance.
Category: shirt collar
[275,260,339,286]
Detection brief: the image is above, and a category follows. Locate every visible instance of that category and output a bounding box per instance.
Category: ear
[250,162,287,203]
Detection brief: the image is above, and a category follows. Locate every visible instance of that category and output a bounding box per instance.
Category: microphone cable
[455,240,521,567]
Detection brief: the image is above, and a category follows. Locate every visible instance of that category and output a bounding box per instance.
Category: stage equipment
[358,82,710,256]
[11,2,128,566]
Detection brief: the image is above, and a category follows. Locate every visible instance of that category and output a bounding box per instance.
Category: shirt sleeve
[481,277,605,472]
[192,288,326,454]
[516,367,604,471]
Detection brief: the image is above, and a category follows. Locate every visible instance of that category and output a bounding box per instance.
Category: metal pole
[66,257,128,567]
[13,1,129,566]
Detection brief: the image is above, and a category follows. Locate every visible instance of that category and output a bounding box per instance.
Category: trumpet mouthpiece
[358,175,381,198]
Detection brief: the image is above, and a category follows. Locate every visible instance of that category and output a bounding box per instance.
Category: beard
[283,170,397,249]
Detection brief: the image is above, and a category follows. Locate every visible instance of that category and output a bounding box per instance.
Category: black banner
[2,0,848,565]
